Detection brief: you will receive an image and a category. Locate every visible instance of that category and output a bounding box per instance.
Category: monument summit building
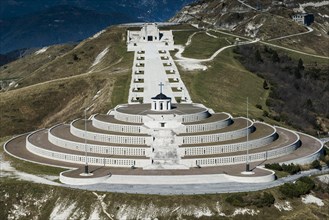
[5,24,323,186]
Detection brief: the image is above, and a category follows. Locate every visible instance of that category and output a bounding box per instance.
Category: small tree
[255,49,263,63]
[311,160,321,170]
[263,110,269,117]
[272,51,280,63]
[305,99,314,111]
[263,80,270,90]
[294,68,302,79]
[298,58,304,70]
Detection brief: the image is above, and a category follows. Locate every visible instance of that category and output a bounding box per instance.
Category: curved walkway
[70,166,329,195]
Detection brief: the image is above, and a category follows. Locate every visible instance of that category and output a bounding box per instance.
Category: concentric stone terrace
[4,23,323,186]
[5,102,322,177]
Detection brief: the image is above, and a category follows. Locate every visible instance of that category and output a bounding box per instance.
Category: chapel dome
[152,93,171,100]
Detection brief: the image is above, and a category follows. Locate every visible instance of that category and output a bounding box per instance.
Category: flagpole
[84,108,89,174]
[246,97,249,172]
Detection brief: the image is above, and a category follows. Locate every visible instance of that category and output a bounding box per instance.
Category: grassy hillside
[173,26,329,134]
[0,26,132,137]
[0,26,132,90]
[171,0,329,56]
[180,48,269,118]
[173,28,272,124]
[1,176,328,219]
[182,32,235,59]
[0,71,130,137]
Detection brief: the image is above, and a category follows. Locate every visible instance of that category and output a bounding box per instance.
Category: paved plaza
[127,23,191,104]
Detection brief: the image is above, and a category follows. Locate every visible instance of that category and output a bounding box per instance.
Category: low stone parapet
[49,124,149,157]
[183,123,277,156]
[92,114,146,134]
[70,120,152,145]
[179,118,254,145]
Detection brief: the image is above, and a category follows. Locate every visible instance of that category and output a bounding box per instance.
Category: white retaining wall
[26,131,149,167]
[113,106,144,123]
[182,127,301,167]
[183,125,277,156]
[60,170,111,185]
[280,132,323,165]
[70,121,152,145]
[184,114,232,133]
[226,167,275,183]
[179,118,254,145]
[181,109,210,123]
[49,126,150,157]
[92,115,147,134]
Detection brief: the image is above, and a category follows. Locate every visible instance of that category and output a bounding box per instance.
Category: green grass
[274,46,329,65]
[1,177,328,219]
[274,170,290,179]
[1,135,65,176]
[172,30,199,45]
[180,48,269,119]
[3,153,66,176]
[182,32,232,59]
[110,72,131,107]
[180,31,236,59]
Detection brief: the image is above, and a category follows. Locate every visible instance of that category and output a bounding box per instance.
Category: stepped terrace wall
[70,120,152,145]
[49,125,149,157]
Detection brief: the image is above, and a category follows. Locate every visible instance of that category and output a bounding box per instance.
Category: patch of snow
[91,47,109,68]
[177,61,208,71]
[206,32,218,39]
[90,30,106,39]
[92,90,102,100]
[219,23,238,31]
[191,23,199,29]
[93,95,99,101]
[245,22,263,38]
[300,1,329,8]
[274,201,293,211]
[93,192,114,220]
[295,1,329,13]
[185,32,198,46]
[8,81,16,87]
[50,202,77,220]
[0,160,61,186]
[318,13,329,18]
[215,201,226,216]
[8,203,30,220]
[193,207,213,218]
[35,47,48,55]
[302,195,324,207]
[88,206,101,220]
[232,208,260,216]
[317,174,329,184]
[41,175,59,181]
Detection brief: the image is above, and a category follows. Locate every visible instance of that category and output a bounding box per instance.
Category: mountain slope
[0,25,132,137]
[170,0,329,56]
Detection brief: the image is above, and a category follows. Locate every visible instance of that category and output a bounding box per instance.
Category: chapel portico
[151,82,172,111]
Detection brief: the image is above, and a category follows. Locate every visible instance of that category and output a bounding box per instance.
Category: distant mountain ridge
[170,0,329,38]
